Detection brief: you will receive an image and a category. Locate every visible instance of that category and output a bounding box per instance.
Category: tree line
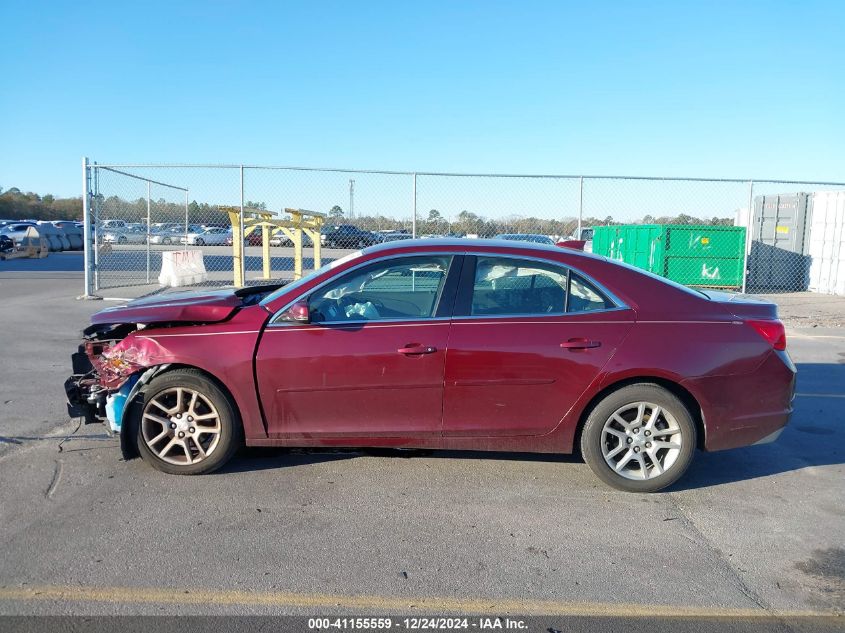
[1,187,733,236]
[0,188,83,221]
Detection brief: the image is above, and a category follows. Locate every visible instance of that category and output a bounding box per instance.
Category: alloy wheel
[141,387,222,466]
[600,401,682,480]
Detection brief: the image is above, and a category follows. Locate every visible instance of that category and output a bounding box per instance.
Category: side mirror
[278,299,310,323]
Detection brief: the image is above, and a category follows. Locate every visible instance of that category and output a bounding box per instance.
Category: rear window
[608,258,709,299]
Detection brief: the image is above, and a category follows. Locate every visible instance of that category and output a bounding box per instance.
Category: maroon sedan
[66,239,795,492]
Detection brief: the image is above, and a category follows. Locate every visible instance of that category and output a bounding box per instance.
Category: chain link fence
[81,160,845,298]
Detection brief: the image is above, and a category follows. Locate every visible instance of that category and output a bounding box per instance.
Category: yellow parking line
[0,585,836,617]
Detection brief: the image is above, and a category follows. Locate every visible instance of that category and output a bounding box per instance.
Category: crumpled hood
[91,287,243,325]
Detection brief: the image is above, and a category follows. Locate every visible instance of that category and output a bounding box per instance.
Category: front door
[255,254,460,438]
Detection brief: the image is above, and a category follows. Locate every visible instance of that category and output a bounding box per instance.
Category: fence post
[412,173,417,238]
[577,176,584,238]
[92,163,100,291]
[146,181,151,283]
[81,157,95,297]
[741,180,754,294]
[238,166,246,287]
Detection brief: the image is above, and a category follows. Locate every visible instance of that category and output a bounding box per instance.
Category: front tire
[195,238,204,246]
[580,384,696,493]
[135,369,242,475]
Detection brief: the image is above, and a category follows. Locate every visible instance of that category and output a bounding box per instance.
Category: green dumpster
[591,224,746,289]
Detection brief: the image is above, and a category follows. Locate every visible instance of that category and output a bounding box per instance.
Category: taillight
[747,319,787,351]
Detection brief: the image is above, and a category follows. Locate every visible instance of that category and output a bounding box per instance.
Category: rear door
[442,255,634,436]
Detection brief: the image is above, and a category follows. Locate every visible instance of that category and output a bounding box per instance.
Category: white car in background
[149,226,193,245]
[0,222,38,245]
[180,227,230,246]
[103,226,148,244]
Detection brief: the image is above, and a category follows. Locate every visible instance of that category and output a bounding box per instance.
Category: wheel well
[572,377,705,456]
[120,363,243,460]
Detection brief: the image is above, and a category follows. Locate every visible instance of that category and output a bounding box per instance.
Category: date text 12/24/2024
[307,617,528,630]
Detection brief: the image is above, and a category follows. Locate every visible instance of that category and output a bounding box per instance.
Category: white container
[807,191,845,296]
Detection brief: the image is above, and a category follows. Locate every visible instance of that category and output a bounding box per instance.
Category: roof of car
[362,237,605,261]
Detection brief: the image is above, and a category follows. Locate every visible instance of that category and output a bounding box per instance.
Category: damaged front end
[64,323,168,435]
[65,283,283,442]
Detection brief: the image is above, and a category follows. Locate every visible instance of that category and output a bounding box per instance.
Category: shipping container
[807,191,845,296]
[592,224,746,289]
[746,193,812,291]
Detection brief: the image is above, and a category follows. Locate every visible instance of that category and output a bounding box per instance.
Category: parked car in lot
[0,222,37,245]
[562,227,594,253]
[148,227,184,245]
[104,226,148,244]
[66,238,795,492]
[321,224,381,248]
[151,222,182,232]
[377,230,413,243]
[494,233,556,245]
[181,227,230,246]
[268,232,313,247]
[52,221,84,250]
[34,221,68,251]
[246,230,264,246]
[100,219,128,231]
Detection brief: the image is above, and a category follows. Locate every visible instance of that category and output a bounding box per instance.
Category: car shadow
[220,362,843,489]
[218,445,577,475]
[218,447,363,474]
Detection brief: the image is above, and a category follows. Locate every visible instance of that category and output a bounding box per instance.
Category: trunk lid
[699,289,779,320]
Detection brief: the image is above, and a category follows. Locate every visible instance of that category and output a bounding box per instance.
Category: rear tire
[580,384,696,493]
[135,369,242,475]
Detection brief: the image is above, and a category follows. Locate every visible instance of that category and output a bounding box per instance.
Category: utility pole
[349,179,355,220]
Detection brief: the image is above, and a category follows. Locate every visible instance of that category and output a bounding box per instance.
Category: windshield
[260,249,364,306]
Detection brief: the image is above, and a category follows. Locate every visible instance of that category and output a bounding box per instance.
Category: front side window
[308,255,452,323]
[470,256,612,316]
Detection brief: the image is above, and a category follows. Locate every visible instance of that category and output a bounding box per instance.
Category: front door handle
[398,344,437,355]
[560,338,601,350]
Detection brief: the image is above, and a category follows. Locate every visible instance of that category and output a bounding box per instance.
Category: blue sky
[1,0,843,198]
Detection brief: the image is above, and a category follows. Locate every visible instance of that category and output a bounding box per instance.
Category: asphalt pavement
[0,270,843,629]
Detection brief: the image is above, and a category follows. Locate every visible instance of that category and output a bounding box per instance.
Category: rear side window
[469,256,611,316]
[568,272,611,312]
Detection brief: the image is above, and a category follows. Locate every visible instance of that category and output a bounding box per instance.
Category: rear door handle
[398,344,437,355]
[560,338,601,350]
